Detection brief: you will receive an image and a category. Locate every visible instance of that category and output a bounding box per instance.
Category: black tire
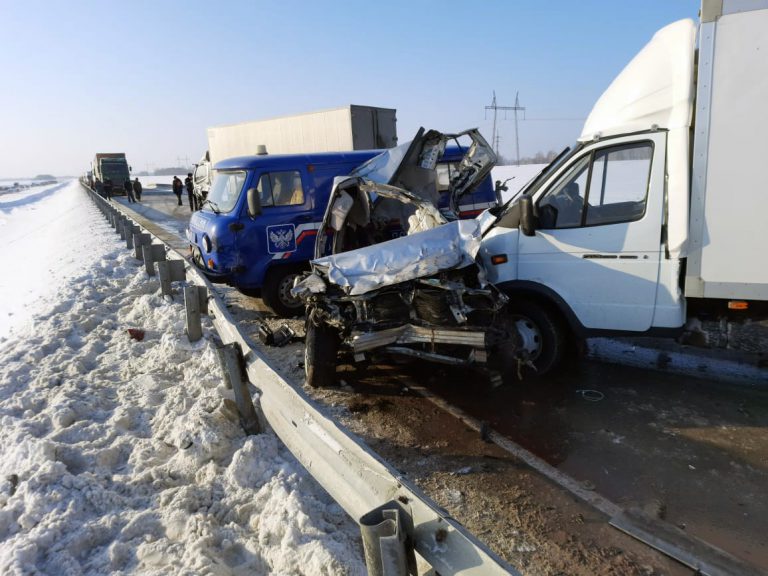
[262,266,305,318]
[499,299,566,378]
[305,311,340,388]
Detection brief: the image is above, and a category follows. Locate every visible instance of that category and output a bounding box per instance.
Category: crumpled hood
[308,219,483,296]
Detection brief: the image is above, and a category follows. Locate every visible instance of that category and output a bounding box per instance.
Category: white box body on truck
[479,0,768,372]
[193,105,397,202]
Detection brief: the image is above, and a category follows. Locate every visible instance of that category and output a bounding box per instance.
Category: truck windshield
[501,144,579,207]
[204,171,246,214]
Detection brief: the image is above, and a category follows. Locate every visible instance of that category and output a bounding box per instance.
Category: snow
[0,182,365,574]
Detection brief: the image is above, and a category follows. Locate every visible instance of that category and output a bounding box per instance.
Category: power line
[485,91,525,166]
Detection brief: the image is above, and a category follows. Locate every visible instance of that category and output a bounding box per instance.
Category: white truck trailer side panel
[686,6,768,300]
[207,106,396,164]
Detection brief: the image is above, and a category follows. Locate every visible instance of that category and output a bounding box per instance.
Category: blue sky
[0,0,699,177]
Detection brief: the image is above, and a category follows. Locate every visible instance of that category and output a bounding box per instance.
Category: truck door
[518,133,666,331]
[234,168,314,286]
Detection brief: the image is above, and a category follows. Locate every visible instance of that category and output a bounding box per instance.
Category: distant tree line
[154,166,192,176]
[497,150,560,166]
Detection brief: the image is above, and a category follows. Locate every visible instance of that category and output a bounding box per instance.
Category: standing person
[172,176,183,206]
[133,177,142,201]
[104,178,113,201]
[95,178,103,197]
[124,178,136,203]
[184,173,195,211]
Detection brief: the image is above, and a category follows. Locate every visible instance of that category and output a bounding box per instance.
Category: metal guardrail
[82,182,519,576]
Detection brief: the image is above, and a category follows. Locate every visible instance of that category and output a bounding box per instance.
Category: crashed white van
[293,129,522,387]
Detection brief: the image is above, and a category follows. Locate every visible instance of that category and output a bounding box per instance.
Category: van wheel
[501,299,565,378]
[305,311,340,388]
[262,266,305,318]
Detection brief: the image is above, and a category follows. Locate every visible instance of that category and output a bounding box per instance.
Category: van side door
[234,168,313,287]
[518,133,666,332]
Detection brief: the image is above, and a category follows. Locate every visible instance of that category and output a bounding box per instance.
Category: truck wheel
[305,311,340,388]
[262,266,305,318]
[502,300,565,378]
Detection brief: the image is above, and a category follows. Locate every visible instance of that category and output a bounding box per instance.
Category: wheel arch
[496,280,585,339]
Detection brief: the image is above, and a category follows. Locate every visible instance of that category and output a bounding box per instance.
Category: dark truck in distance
[92,153,131,194]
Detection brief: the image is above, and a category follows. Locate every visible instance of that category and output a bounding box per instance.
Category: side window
[256,171,304,207]
[585,144,652,226]
[257,174,273,207]
[538,156,589,229]
[537,142,652,229]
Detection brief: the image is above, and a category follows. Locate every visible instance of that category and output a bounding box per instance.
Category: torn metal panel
[311,219,483,296]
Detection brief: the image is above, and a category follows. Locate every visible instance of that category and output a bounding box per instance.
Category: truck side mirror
[520,195,536,237]
[247,187,261,218]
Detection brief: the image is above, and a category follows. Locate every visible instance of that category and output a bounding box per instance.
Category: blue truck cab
[188,143,498,317]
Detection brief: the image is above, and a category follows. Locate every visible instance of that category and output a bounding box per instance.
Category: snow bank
[0,186,365,575]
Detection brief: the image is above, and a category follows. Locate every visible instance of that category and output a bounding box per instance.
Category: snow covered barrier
[0,191,367,574]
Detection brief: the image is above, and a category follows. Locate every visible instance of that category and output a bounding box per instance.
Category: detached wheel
[262,266,305,318]
[502,299,565,378]
[305,310,340,388]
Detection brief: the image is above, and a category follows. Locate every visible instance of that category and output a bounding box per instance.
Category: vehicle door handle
[297,215,313,222]
[229,222,244,232]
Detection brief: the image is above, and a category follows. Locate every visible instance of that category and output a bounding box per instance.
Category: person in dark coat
[185,173,195,211]
[172,176,183,206]
[133,178,142,201]
[124,178,136,203]
[104,178,113,201]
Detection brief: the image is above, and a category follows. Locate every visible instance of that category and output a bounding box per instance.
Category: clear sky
[0,0,699,178]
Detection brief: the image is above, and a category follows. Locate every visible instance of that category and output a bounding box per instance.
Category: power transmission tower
[485,91,526,165]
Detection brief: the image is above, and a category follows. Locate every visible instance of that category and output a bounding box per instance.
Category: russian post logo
[266,224,296,254]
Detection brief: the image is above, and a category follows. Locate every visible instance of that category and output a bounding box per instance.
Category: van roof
[214,150,380,171]
[214,144,474,171]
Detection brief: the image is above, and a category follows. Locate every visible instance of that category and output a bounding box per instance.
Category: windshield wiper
[202,198,221,214]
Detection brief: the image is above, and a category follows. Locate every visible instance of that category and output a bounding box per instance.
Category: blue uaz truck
[187,132,497,317]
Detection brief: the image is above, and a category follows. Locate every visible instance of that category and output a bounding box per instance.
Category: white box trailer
[207,105,397,164]
[686,3,768,300]
[193,105,397,199]
[478,0,768,374]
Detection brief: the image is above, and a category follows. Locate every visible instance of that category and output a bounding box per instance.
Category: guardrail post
[157,260,186,296]
[143,244,166,276]
[360,502,413,576]
[216,342,262,435]
[196,285,209,315]
[184,286,203,342]
[126,224,139,249]
[134,233,151,260]
[121,216,130,240]
[116,216,125,238]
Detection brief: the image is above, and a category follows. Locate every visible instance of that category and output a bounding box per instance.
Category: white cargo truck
[193,105,397,202]
[480,0,768,374]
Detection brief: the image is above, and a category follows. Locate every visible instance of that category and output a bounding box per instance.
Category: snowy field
[0,182,365,574]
